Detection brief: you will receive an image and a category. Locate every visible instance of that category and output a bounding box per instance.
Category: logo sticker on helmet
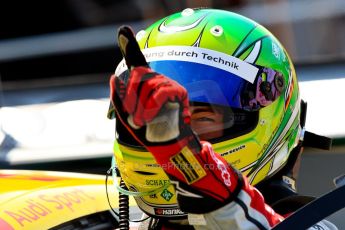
[154,207,185,216]
[272,42,281,60]
[115,46,259,84]
[220,145,246,157]
[160,189,173,201]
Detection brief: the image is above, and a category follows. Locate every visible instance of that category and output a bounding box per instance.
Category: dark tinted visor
[149,60,284,110]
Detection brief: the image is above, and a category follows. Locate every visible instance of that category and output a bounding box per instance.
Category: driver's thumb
[117,26,148,69]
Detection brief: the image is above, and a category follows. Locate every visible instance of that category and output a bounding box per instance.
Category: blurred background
[0,0,344,226]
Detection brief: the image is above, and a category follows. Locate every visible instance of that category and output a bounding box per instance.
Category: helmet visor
[148,60,283,110]
[111,46,284,143]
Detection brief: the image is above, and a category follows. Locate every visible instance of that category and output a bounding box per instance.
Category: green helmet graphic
[112,8,301,217]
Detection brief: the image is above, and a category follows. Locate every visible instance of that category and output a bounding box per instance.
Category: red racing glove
[110,26,244,213]
[119,66,190,129]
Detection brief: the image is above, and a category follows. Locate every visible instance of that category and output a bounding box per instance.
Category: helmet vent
[182,8,195,17]
[210,25,223,37]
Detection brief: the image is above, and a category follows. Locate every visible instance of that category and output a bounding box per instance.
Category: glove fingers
[132,75,168,126]
[142,85,185,123]
[117,26,148,69]
[124,67,155,114]
[131,81,155,127]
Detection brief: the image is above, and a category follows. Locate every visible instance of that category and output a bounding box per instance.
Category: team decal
[115,45,259,84]
[129,185,185,217]
[145,179,170,187]
[154,207,185,216]
[170,146,206,185]
[160,189,174,202]
[220,144,246,157]
[144,163,161,168]
[1,188,95,228]
[134,196,185,217]
[272,42,281,60]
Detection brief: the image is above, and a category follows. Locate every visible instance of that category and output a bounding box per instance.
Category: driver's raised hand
[111,26,190,134]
